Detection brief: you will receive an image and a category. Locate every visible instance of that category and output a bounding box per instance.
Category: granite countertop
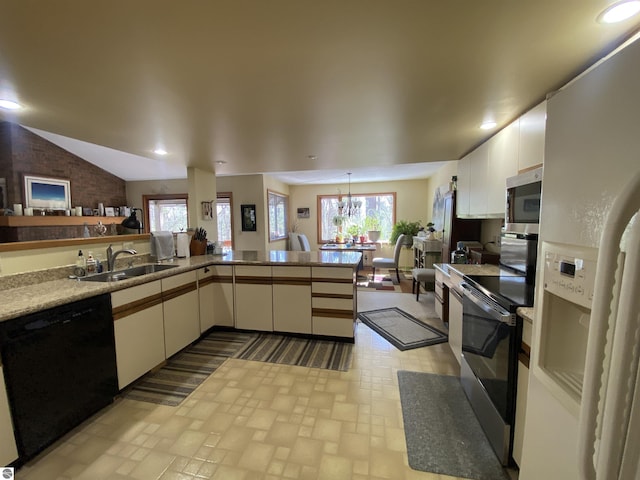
[0,250,361,323]
[517,307,534,323]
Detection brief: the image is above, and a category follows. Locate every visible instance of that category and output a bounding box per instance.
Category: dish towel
[151,231,175,261]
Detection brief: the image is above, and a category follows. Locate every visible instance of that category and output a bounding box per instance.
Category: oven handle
[461,283,514,324]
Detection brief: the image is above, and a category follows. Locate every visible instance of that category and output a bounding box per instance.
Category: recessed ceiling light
[215,160,227,165]
[598,0,640,23]
[480,121,497,130]
[0,99,22,110]
[153,148,167,155]
[307,155,318,160]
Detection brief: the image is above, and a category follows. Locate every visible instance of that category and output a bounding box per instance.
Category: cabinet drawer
[162,270,197,290]
[111,280,162,309]
[312,266,354,281]
[312,297,354,311]
[312,316,354,338]
[312,282,354,296]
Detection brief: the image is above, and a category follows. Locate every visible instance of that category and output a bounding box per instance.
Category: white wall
[187,167,218,241]
[216,174,267,251]
[125,179,188,210]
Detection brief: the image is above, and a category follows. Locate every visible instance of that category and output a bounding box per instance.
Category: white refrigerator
[519,34,640,479]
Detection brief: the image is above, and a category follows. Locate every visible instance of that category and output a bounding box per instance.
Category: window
[143,194,188,233]
[216,192,234,248]
[268,190,288,241]
[317,192,395,243]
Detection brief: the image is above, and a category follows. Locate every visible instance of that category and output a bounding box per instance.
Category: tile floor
[16,290,508,480]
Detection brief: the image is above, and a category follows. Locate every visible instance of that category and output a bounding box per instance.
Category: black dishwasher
[0,293,118,463]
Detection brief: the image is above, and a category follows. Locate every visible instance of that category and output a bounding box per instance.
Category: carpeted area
[123,329,353,406]
[398,371,509,480]
[356,269,413,293]
[233,333,353,371]
[358,307,447,351]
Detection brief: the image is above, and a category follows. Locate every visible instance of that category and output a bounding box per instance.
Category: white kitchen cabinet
[448,288,463,365]
[456,154,472,217]
[112,280,165,389]
[235,265,273,331]
[272,266,312,334]
[0,365,18,466]
[311,266,356,338]
[434,267,449,323]
[518,101,546,172]
[198,266,215,333]
[513,315,532,467]
[487,119,519,216]
[468,142,489,217]
[446,269,464,365]
[208,265,235,327]
[162,270,200,358]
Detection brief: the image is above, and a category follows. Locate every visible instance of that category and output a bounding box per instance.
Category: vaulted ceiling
[1,1,639,182]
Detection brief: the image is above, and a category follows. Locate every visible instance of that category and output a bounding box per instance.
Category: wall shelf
[0,216,126,227]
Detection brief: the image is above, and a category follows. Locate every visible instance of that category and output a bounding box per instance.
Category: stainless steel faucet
[106,244,137,271]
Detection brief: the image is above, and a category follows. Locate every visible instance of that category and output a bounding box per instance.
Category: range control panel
[542,241,598,309]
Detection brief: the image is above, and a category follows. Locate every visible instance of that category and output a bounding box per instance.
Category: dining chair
[372,234,406,283]
[298,233,311,251]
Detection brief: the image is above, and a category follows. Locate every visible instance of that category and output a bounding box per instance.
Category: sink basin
[79,263,179,282]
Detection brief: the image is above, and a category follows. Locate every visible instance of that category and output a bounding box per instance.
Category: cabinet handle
[204,267,210,273]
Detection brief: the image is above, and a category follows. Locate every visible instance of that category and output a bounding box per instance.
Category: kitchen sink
[79,263,179,282]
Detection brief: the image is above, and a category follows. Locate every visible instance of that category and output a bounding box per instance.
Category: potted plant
[390,220,422,245]
[363,215,382,242]
[346,222,362,243]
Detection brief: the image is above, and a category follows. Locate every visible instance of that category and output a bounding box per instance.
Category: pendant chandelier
[338,172,362,217]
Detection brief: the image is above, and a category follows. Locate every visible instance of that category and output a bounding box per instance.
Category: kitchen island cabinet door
[0,365,18,465]
[272,266,312,334]
[235,265,273,331]
[162,271,199,358]
[112,280,165,390]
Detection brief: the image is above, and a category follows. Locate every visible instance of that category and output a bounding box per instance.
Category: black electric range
[463,273,535,312]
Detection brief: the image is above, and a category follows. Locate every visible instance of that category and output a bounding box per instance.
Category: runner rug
[358,307,447,351]
[398,371,509,480]
[123,329,352,406]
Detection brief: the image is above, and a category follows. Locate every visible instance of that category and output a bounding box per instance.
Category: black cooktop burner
[464,274,535,310]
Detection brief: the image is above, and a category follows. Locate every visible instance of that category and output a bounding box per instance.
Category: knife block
[190,238,207,256]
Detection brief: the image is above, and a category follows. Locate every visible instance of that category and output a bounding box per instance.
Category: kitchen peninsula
[0,250,361,339]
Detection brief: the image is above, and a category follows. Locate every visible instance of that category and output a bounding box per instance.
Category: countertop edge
[0,250,361,322]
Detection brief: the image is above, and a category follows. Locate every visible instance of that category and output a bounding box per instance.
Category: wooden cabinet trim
[312,308,354,319]
[272,277,312,286]
[198,276,216,287]
[113,293,163,320]
[311,277,353,284]
[210,275,233,283]
[162,281,198,302]
[312,292,353,300]
[236,276,273,285]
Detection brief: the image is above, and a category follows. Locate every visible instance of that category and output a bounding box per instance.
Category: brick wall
[3,123,127,208]
[0,122,128,241]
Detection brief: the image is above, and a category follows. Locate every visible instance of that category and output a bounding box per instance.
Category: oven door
[460,282,520,464]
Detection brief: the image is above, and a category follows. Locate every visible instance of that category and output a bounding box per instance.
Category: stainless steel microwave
[505,166,542,235]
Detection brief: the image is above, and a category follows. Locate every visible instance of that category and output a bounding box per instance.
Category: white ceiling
[2,1,640,184]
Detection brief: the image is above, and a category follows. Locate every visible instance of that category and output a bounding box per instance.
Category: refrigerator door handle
[578,170,640,480]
